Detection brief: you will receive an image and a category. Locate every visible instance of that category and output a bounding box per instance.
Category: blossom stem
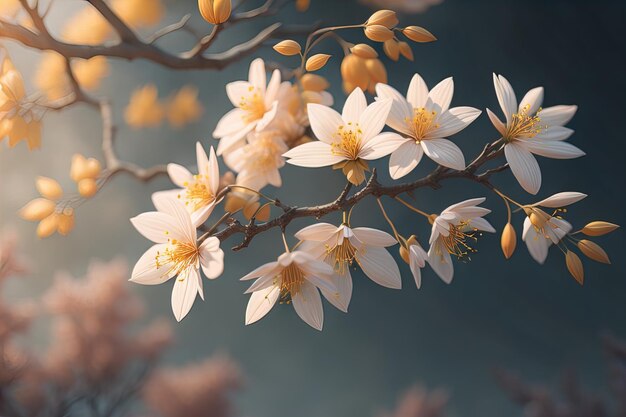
[282,231,290,253]
[228,185,275,203]
[198,211,232,243]
[394,196,430,219]
[376,198,403,244]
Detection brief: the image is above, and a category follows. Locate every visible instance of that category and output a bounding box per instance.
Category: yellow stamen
[439,221,478,260]
[527,207,567,239]
[155,239,199,277]
[331,124,362,160]
[277,263,305,303]
[180,174,214,211]
[405,107,439,141]
[239,87,267,124]
[505,104,545,142]
[325,238,359,275]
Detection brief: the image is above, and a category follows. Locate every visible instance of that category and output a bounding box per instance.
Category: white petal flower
[213,58,281,155]
[295,221,401,311]
[375,74,481,179]
[130,196,224,322]
[152,142,221,227]
[242,251,335,330]
[284,88,403,185]
[521,192,586,263]
[427,198,495,283]
[489,73,585,195]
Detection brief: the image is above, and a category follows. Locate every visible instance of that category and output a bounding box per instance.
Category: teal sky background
[1,1,625,416]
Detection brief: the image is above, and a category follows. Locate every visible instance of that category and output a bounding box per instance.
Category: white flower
[295,222,401,312]
[222,130,287,190]
[521,191,586,264]
[130,196,224,322]
[152,142,221,226]
[242,251,335,331]
[489,74,585,195]
[375,74,481,178]
[213,58,281,155]
[401,237,429,289]
[283,87,405,185]
[428,198,495,283]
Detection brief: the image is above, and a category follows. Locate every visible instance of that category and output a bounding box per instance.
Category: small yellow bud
[78,178,98,198]
[295,0,310,12]
[305,54,331,72]
[581,221,620,236]
[57,208,75,236]
[36,176,63,200]
[273,40,301,56]
[399,245,410,264]
[403,26,437,43]
[366,10,399,29]
[341,54,369,91]
[198,0,231,25]
[383,39,400,61]
[398,41,414,61]
[364,25,394,42]
[529,212,546,230]
[70,153,87,182]
[565,250,584,285]
[500,223,517,259]
[365,58,387,85]
[350,43,378,59]
[577,240,610,264]
[19,198,56,221]
[83,158,102,179]
[300,73,330,92]
[37,213,59,238]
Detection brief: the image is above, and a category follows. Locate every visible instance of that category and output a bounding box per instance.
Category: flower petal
[505,142,542,194]
[357,246,402,289]
[199,237,224,279]
[518,86,544,115]
[320,269,352,313]
[130,243,172,285]
[535,126,574,141]
[226,81,253,107]
[534,192,587,208]
[171,268,201,322]
[130,212,186,243]
[389,141,423,179]
[284,141,343,167]
[493,73,517,124]
[406,73,429,109]
[421,138,466,170]
[432,107,481,138]
[359,98,392,141]
[486,108,507,137]
[264,69,282,106]
[360,132,407,160]
[409,244,428,289]
[518,139,585,159]
[245,285,280,325]
[540,105,577,127]
[248,58,266,92]
[522,217,550,264]
[213,108,246,138]
[426,77,454,114]
[428,242,454,284]
[351,227,397,247]
[307,103,344,144]
[291,281,324,330]
[295,222,341,242]
[149,196,196,243]
[241,261,279,281]
[167,163,193,188]
[342,87,367,123]
[375,83,412,134]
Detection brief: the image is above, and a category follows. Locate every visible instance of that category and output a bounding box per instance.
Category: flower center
[405,107,439,141]
[248,135,284,171]
[331,124,362,160]
[181,175,214,211]
[439,221,478,260]
[325,238,359,275]
[155,239,199,277]
[527,207,566,239]
[277,263,305,303]
[239,87,266,124]
[504,104,545,142]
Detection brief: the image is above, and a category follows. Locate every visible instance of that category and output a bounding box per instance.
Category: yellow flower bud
[341,54,369,91]
[83,158,102,178]
[78,178,98,198]
[577,240,610,264]
[36,176,63,200]
[70,153,87,182]
[366,10,399,29]
[383,39,400,61]
[305,54,331,72]
[399,245,410,264]
[295,0,310,12]
[57,208,75,236]
[19,198,56,221]
[364,25,394,42]
[403,26,437,43]
[273,40,302,56]
[398,41,414,61]
[565,250,584,285]
[500,223,517,259]
[365,58,387,85]
[198,0,231,25]
[581,221,619,236]
[350,43,378,59]
[300,73,330,92]
[37,213,60,239]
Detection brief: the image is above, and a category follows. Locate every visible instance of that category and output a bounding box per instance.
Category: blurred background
[1,0,626,416]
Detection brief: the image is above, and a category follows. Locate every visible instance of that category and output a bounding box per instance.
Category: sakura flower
[213,58,281,155]
[153,142,221,225]
[295,222,401,312]
[130,196,224,322]
[399,236,429,289]
[489,74,585,194]
[283,87,405,185]
[521,191,586,264]
[222,130,287,190]
[376,74,481,178]
[242,251,335,330]
[428,198,495,283]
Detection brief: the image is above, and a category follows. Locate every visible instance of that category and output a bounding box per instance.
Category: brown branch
[85,0,139,43]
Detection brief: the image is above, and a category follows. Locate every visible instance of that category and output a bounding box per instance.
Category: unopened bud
[398,41,414,61]
[19,198,56,221]
[500,223,516,259]
[350,43,378,59]
[78,178,98,198]
[403,26,437,43]
[366,10,399,29]
[565,250,584,285]
[581,221,619,236]
[273,40,301,56]
[35,176,63,200]
[300,74,330,92]
[577,240,610,264]
[383,39,400,61]
[305,54,331,72]
[364,25,394,42]
[37,213,60,238]
[198,0,231,25]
